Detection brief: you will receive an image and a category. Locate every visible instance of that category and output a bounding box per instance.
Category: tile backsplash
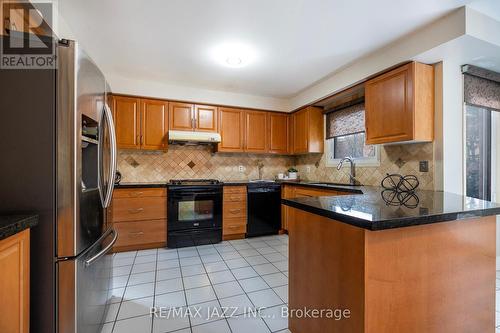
[118,142,434,190]
[295,142,435,190]
[117,145,294,182]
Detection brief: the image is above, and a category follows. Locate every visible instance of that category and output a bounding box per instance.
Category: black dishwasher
[247,183,282,237]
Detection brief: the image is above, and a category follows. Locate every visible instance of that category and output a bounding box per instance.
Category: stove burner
[169,179,221,186]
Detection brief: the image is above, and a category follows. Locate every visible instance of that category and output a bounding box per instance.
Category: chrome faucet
[257,161,264,180]
[337,157,358,185]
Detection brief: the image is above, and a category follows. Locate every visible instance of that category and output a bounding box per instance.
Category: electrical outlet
[419,161,429,172]
[238,165,245,172]
[306,166,311,173]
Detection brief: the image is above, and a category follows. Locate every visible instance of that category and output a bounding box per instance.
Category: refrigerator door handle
[103,103,117,208]
[84,228,117,266]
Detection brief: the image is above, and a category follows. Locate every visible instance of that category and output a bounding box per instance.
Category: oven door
[168,187,222,231]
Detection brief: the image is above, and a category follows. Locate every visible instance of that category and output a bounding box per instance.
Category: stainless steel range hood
[168,130,221,144]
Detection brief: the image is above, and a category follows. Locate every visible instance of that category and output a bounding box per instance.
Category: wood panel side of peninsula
[288,208,495,333]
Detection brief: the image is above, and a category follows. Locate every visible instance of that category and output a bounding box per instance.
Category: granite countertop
[115,180,364,193]
[0,214,38,240]
[115,182,169,188]
[115,179,362,191]
[282,186,500,231]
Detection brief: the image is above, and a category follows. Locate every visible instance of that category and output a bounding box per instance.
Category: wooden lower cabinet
[113,220,167,251]
[223,186,247,240]
[111,188,167,252]
[281,185,351,230]
[0,229,30,333]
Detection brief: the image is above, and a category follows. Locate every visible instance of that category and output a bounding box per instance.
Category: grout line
[110,250,139,333]
[177,247,192,331]
[150,248,159,333]
[199,245,235,333]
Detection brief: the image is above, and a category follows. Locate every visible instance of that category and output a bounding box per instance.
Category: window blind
[326,102,365,139]
[463,65,500,112]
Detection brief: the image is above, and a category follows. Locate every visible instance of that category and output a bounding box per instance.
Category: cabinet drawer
[223,186,246,194]
[114,220,166,248]
[223,218,247,235]
[114,188,166,198]
[223,192,246,202]
[294,187,338,197]
[112,197,167,222]
[223,202,247,218]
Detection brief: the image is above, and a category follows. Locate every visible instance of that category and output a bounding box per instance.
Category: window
[326,133,379,166]
[463,65,500,201]
[325,102,380,167]
[465,105,492,200]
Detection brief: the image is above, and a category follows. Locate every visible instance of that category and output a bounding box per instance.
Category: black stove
[168,179,221,186]
[167,179,223,248]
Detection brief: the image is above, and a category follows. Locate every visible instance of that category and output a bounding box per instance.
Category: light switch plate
[238,165,245,172]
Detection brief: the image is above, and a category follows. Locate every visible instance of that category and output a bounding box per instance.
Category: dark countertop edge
[114,180,364,193]
[282,199,500,231]
[0,214,38,241]
[115,183,168,188]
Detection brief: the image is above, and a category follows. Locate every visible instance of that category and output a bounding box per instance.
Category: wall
[294,143,435,190]
[117,145,294,183]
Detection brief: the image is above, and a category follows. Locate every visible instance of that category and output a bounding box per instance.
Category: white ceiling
[58,0,478,99]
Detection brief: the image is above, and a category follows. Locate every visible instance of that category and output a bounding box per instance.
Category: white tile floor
[102,235,290,333]
[104,234,500,333]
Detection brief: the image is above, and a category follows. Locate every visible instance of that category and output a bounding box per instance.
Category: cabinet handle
[136,135,140,144]
[128,208,144,214]
[129,191,144,197]
[229,209,241,214]
[140,135,144,145]
[128,231,144,237]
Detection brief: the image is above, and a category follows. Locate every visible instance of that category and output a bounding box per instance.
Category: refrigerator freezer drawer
[57,229,116,333]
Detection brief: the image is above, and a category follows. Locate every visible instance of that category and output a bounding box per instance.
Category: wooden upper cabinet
[141,99,168,150]
[365,62,434,144]
[195,104,218,132]
[244,111,268,153]
[169,102,218,132]
[169,102,194,131]
[218,108,245,152]
[268,113,289,154]
[292,106,324,154]
[112,96,141,149]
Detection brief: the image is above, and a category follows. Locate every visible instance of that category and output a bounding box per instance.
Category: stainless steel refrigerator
[0,36,117,333]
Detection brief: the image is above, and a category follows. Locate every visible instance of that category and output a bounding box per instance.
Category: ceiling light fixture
[211,42,256,68]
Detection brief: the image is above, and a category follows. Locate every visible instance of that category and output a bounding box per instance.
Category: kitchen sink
[307,182,363,187]
[249,179,276,183]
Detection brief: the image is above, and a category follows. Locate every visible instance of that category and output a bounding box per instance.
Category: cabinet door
[244,110,268,153]
[365,63,413,144]
[169,102,194,131]
[218,108,244,152]
[112,96,141,149]
[195,104,218,132]
[269,113,289,154]
[0,230,29,333]
[141,99,168,150]
[292,108,309,154]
